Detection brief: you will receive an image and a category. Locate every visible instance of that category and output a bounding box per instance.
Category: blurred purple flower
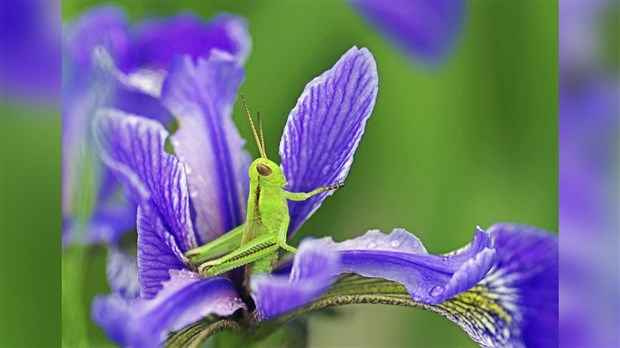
[0,1,61,103]
[560,1,619,346]
[62,6,250,245]
[349,0,466,63]
[90,46,557,347]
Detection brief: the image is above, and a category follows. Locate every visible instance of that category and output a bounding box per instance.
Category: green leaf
[255,274,517,347]
[165,319,241,348]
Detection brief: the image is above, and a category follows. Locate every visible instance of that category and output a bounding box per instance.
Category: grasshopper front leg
[198,234,280,277]
[283,182,344,201]
[276,182,345,252]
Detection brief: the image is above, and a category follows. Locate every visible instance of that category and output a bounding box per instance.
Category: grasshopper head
[249,158,286,186]
[240,94,286,186]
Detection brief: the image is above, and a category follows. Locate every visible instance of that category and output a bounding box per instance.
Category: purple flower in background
[560,1,620,346]
[0,1,61,103]
[349,0,466,63]
[90,45,557,347]
[62,6,250,245]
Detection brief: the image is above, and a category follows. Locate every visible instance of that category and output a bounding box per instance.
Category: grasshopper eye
[256,163,273,176]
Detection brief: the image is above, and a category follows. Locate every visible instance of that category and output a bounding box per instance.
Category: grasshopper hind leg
[199,234,279,277]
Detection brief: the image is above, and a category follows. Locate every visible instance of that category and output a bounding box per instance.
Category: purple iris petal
[161,53,250,243]
[327,227,495,304]
[92,269,244,347]
[252,228,494,319]
[280,46,378,235]
[482,223,558,348]
[251,241,340,320]
[349,0,465,63]
[94,109,197,252]
[136,206,187,298]
[134,13,251,69]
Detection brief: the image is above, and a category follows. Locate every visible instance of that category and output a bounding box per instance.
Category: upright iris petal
[349,0,466,63]
[161,52,250,243]
[280,46,379,235]
[94,109,197,296]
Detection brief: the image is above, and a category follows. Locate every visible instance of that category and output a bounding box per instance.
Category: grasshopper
[185,94,344,278]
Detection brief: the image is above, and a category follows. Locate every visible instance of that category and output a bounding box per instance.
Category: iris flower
[91,47,557,347]
[62,6,250,245]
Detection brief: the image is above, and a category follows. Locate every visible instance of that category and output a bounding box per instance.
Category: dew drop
[390,240,401,248]
[430,285,444,297]
[367,241,377,248]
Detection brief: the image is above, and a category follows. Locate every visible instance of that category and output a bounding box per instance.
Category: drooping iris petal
[349,1,466,63]
[326,227,495,304]
[137,206,187,298]
[252,228,494,319]
[280,46,379,235]
[94,110,197,296]
[94,109,196,251]
[251,241,340,319]
[161,53,250,243]
[92,269,244,347]
[479,223,558,348]
[133,13,251,68]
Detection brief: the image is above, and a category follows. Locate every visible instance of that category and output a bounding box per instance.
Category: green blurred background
[59,1,556,347]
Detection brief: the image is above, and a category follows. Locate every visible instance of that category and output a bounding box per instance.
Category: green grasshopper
[185,94,344,278]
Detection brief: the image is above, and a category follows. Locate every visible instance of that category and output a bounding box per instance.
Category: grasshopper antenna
[257,110,267,159]
[241,93,267,159]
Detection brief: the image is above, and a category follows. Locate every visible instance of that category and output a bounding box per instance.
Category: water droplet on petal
[367,241,376,248]
[390,240,401,248]
[412,295,421,302]
[430,285,444,297]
